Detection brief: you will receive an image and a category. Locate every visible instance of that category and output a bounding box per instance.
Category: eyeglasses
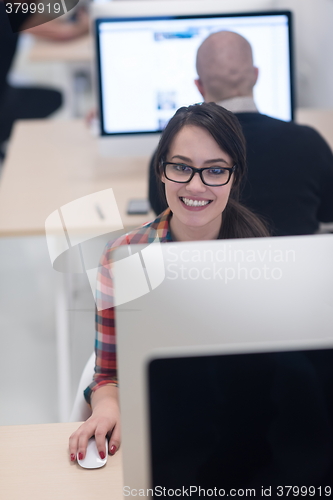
[162,162,237,187]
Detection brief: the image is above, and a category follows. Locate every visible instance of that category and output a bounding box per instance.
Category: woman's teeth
[181,197,211,207]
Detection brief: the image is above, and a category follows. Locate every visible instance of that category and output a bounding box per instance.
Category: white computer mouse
[77,437,108,469]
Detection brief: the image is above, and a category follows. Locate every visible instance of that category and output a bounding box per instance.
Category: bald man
[195,31,258,107]
[149,31,333,236]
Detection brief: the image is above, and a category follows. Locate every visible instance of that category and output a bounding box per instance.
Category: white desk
[0,119,153,236]
[29,35,93,63]
[0,422,123,500]
[295,107,333,151]
[296,108,333,233]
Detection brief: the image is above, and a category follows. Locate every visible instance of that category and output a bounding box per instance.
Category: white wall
[275,0,333,108]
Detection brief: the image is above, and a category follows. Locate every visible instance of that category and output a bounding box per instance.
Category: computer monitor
[114,234,333,492]
[95,9,294,156]
[148,347,333,494]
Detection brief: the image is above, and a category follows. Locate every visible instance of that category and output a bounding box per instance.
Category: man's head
[195,31,259,102]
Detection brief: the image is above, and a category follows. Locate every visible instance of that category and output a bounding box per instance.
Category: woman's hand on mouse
[69,385,120,461]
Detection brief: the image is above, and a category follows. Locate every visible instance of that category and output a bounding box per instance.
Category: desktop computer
[92,4,293,156]
[115,235,333,492]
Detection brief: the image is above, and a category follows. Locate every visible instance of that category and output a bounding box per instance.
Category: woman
[69,102,269,462]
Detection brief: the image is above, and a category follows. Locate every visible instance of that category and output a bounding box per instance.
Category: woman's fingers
[69,417,118,461]
[109,421,121,456]
[69,388,120,462]
[95,425,110,459]
[69,420,96,461]
[76,430,93,461]
[69,430,79,462]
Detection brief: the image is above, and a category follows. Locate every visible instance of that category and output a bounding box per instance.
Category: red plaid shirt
[84,209,173,403]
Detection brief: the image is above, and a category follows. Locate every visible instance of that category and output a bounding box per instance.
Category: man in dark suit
[149,31,333,236]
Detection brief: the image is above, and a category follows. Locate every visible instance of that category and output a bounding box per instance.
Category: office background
[0,0,332,426]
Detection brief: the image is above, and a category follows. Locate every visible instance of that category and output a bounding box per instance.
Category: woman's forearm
[91,384,119,412]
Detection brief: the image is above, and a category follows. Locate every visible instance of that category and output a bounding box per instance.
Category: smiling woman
[69,102,269,464]
[155,102,269,240]
[161,125,234,239]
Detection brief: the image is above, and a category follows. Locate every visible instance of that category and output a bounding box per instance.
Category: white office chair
[69,352,95,422]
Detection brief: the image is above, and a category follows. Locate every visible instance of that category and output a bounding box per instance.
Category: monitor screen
[95,11,294,136]
[148,349,333,494]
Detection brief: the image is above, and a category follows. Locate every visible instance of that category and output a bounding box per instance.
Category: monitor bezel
[95,10,295,137]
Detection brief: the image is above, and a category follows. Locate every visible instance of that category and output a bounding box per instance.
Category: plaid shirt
[84,209,173,404]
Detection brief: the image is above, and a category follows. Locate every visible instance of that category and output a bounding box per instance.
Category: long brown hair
[154,102,269,238]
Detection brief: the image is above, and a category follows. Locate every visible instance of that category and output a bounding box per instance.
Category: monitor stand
[98,133,161,158]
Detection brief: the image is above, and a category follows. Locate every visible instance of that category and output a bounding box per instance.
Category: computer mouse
[77,437,108,469]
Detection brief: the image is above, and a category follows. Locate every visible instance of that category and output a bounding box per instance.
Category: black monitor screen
[148,349,333,498]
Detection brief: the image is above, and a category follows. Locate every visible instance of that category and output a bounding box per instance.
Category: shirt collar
[148,208,173,242]
[216,96,258,114]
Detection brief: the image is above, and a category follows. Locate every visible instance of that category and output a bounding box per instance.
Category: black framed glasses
[162,162,237,187]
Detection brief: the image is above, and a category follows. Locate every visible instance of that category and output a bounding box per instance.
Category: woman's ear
[230,166,238,188]
[229,174,240,200]
[160,163,166,183]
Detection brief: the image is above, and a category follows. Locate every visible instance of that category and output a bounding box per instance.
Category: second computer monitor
[95,10,294,138]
